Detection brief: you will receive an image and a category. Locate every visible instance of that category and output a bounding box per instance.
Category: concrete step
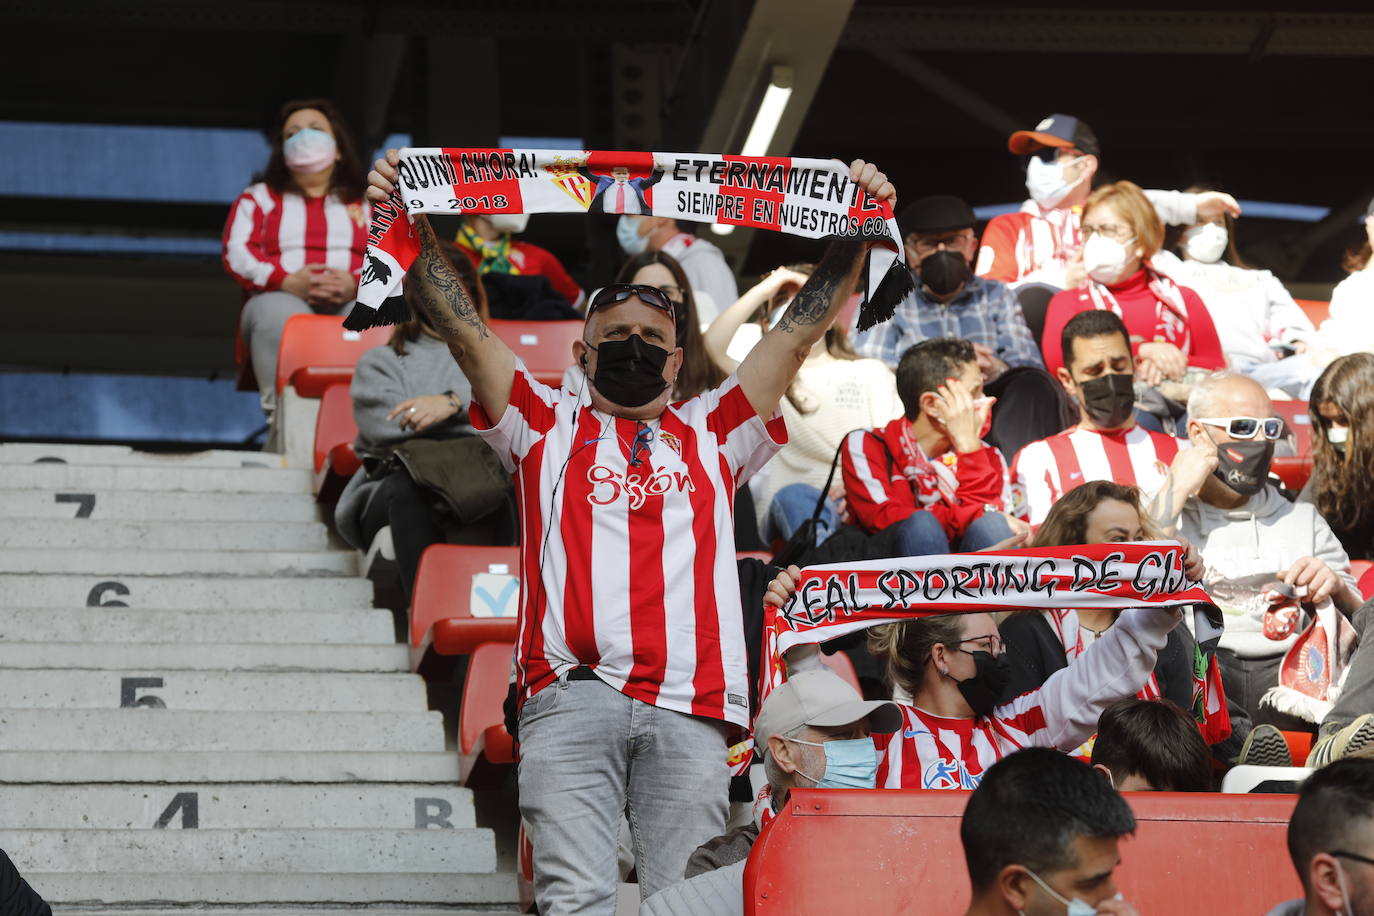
[0,709,445,753]
[0,607,394,644]
[0,784,477,830]
[0,519,329,551]
[29,871,518,906]
[0,575,373,609]
[0,489,319,522]
[0,442,287,468]
[6,464,310,494]
[4,828,496,874]
[0,642,409,672]
[0,548,356,577]
[0,669,426,711]
[0,751,460,783]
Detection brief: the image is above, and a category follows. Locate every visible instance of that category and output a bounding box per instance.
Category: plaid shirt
[852,274,1045,371]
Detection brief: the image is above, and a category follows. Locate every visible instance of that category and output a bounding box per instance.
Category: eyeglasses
[1331,850,1374,868]
[907,233,974,256]
[586,284,679,324]
[1081,222,1133,242]
[1197,416,1284,441]
[956,635,1004,656]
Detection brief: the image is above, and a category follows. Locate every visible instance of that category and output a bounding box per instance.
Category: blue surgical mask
[1022,867,1120,916]
[617,215,649,256]
[785,736,877,789]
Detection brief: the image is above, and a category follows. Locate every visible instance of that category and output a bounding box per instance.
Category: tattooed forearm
[410,216,489,349]
[774,237,865,336]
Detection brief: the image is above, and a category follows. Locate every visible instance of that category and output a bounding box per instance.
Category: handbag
[386,436,514,527]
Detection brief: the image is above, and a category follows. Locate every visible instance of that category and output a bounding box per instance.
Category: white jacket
[1180,486,1357,658]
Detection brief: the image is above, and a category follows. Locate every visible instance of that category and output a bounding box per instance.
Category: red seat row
[743,788,1300,914]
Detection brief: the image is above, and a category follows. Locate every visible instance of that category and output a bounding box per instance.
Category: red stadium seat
[1295,299,1330,328]
[459,641,516,762]
[1282,730,1314,766]
[312,383,360,502]
[743,789,1299,914]
[275,314,390,396]
[1272,400,1313,454]
[1271,455,1313,492]
[409,544,521,653]
[488,319,583,387]
[1357,563,1374,601]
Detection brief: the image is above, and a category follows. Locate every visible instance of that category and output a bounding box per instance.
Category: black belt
[567,666,600,681]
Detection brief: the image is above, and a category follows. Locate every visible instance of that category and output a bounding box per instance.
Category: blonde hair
[868,615,965,699]
[1084,180,1164,260]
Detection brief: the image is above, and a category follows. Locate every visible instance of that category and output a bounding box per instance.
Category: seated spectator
[639,669,900,915]
[959,747,1139,916]
[705,264,810,365]
[703,264,903,546]
[1090,697,1213,792]
[1162,371,1372,764]
[1154,197,1315,389]
[1040,183,1226,406]
[224,98,369,417]
[765,557,1187,789]
[840,338,1023,558]
[978,111,1239,344]
[1265,757,1374,916]
[852,195,1072,461]
[1013,310,1200,527]
[334,252,514,596]
[454,211,583,308]
[1303,354,1374,562]
[1001,480,1242,760]
[617,216,737,323]
[1311,197,1374,360]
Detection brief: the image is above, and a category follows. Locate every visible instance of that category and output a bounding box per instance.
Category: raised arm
[701,267,811,372]
[366,150,517,420]
[736,160,895,418]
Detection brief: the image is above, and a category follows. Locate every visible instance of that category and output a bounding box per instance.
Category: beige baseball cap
[755,669,901,759]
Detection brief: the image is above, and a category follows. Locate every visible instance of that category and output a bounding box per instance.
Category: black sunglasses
[586,284,679,324]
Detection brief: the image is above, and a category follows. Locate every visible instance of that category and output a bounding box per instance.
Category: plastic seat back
[409,544,521,653]
[1272,400,1313,454]
[460,641,516,759]
[1359,564,1374,601]
[488,319,583,387]
[275,314,389,396]
[313,383,358,475]
[744,789,1300,914]
[1271,455,1313,492]
[1295,299,1330,327]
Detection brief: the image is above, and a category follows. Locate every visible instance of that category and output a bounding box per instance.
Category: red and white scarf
[1263,602,1359,724]
[346,148,908,331]
[1085,266,1193,353]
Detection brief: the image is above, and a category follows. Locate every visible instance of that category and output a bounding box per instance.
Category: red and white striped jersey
[221,182,370,293]
[872,607,1174,788]
[472,368,786,728]
[1011,425,1185,526]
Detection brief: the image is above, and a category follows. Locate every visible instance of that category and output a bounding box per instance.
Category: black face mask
[1211,436,1275,497]
[950,650,1011,717]
[918,250,970,297]
[585,334,669,408]
[1075,372,1136,429]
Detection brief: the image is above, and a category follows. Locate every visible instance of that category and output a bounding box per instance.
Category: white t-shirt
[1153,251,1313,368]
[751,355,903,527]
[1317,269,1374,357]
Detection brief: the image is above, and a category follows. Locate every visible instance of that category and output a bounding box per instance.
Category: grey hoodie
[1180,486,1357,659]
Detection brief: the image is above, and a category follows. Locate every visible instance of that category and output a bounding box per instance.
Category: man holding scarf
[852,195,1071,463]
[366,150,895,915]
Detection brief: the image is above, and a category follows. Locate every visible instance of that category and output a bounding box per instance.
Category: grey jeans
[517,674,730,916]
[239,291,346,414]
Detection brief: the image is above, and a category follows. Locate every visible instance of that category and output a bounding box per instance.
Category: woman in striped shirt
[222,98,370,415]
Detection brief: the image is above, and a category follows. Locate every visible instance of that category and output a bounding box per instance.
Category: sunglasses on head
[586,284,679,324]
[1198,416,1284,440]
